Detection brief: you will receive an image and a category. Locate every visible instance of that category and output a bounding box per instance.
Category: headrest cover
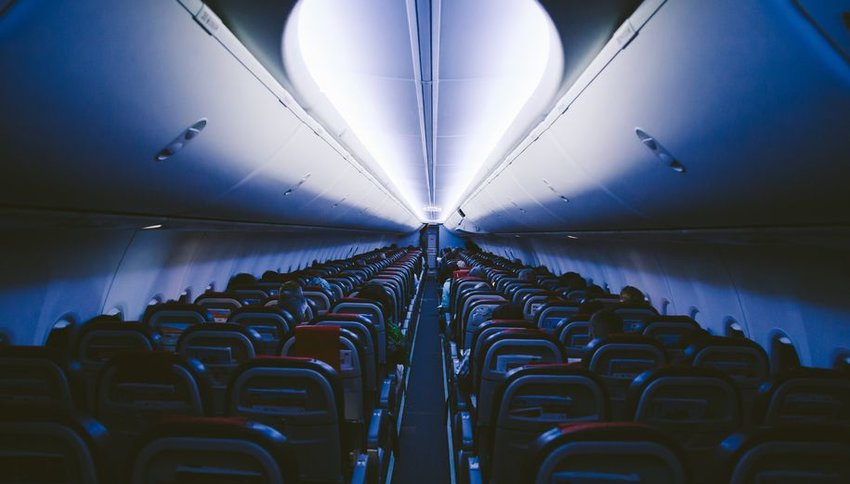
[292,325,341,370]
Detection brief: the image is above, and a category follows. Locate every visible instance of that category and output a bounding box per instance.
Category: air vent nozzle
[155,118,208,162]
[635,128,686,174]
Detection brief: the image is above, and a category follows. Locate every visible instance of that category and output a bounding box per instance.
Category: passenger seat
[130,416,299,484]
[527,422,689,484]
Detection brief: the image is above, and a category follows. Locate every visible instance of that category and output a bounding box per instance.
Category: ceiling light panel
[285,0,427,218]
[434,0,563,218]
[284,0,562,223]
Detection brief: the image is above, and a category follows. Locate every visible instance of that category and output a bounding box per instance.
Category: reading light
[142,224,162,230]
[567,235,578,239]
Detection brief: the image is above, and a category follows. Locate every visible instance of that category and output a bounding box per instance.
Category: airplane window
[688,306,700,321]
[724,317,746,338]
[45,314,75,351]
[770,331,801,374]
[833,350,850,372]
[660,299,671,315]
[105,306,123,319]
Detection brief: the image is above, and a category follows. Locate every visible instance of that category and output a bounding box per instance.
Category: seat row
[443,250,850,483]
[1,247,423,483]
[0,348,377,483]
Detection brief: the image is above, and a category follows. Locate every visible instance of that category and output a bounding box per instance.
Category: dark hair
[620,286,645,304]
[227,273,256,290]
[278,281,309,323]
[358,283,395,324]
[590,309,623,340]
[517,268,537,283]
[558,272,586,290]
[468,265,486,279]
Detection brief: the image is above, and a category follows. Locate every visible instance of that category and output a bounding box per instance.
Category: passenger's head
[468,265,486,279]
[492,302,525,321]
[227,272,256,290]
[518,268,537,283]
[262,270,283,281]
[457,260,468,269]
[589,309,624,341]
[620,285,645,304]
[470,304,497,326]
[357,283,394,324]
[306,276,333,295]
[278,281,308,323]
[585,284,606,299]
[534,265,552,276]
[558,272,586,290]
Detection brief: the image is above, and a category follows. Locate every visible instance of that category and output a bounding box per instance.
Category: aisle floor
[393,275,450,483]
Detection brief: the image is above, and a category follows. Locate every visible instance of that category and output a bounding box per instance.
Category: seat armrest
[367,408,395,451]
[350,453,370,484]
[467,456,482,484]
[379,376,393,409]
[457,410,474,452]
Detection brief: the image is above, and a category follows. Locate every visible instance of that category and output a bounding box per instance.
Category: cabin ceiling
[1,0,848,235]
[208,0,639,223]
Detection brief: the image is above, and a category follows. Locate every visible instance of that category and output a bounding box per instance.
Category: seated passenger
[557,271,587,291]
[534,265,553,276]
[517,267,537,283]
[468,265,486,279]
[278,280,309,324]
[306,276,333,295]
[579,285,611,314]
[226,272,256,290]
[358,282,407,365]
[620,285,646,304]
[589,309,625,341]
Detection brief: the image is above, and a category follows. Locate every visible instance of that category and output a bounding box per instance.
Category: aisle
[392,275,450,483]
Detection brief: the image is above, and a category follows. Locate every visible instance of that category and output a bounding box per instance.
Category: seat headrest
[144,302,209,321]
[0,408,113,482]
[0,345,67,364]
[317,313,373,324]
[752,367,850,425]
[134,417,298,483]
[715,424,850,482]
[289,325,341,370]
[585,334,668,354]
[178,322,260,340]
[528,421,689,480]
[497,363,609,416]
[625,366,740,419]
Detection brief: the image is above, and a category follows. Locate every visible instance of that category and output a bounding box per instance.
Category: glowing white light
[435,1,562,218]
[142,224,162,230]
[567,235,578,239]
[285,0,562,222]
[286,0,426,216]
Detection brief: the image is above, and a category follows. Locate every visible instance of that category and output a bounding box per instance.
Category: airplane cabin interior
[1,0,850,482]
